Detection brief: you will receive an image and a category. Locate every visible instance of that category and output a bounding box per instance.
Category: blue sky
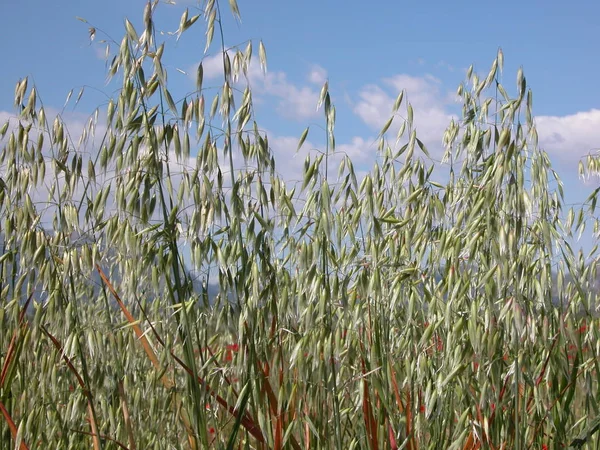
[1,0,599,247]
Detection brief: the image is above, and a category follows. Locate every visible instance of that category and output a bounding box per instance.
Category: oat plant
[1,1,599,449]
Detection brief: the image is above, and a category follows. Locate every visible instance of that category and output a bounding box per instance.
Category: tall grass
[1,1,600,449]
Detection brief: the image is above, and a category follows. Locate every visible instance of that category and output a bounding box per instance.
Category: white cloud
[266,131,375,190]
[349,73,597,169]
[307,65,327,85]
[352,84,392,130]
[435,60,455,72]
[352,74,455,156]
[0,111,13,130]
[336,136,374,163]
[384,74,443,108]
[536,109,600,163]
[94,43,110,62]
[193,50,322,121]
[197,50,241,80]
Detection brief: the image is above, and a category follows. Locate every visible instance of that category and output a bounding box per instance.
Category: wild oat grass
[1,1,600,449]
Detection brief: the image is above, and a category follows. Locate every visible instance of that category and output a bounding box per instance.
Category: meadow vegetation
[2,1,600,448]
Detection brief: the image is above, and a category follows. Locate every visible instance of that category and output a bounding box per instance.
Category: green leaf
[393,90,404,112]
[416,137,430,157]
[379,117,393,137]
[228,0,242,21]
[572,414,600,448]
[225,383,252,450]
[163,88,178,117]
[297,127,309,152]
[196,62,204,92]
[258,40,267,73]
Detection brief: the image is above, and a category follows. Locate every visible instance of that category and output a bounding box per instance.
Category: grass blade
[0,400,29,450]
[40,325,102,450]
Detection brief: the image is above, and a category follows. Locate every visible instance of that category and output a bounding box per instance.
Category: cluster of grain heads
[1,0,600,449]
